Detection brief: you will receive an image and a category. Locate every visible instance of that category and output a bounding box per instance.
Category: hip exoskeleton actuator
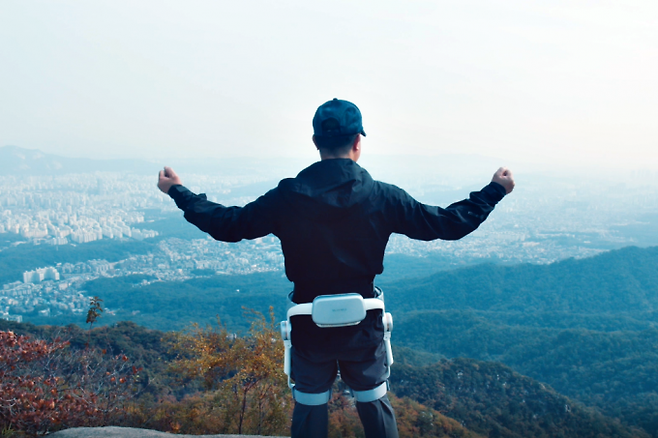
[280,289,394,405]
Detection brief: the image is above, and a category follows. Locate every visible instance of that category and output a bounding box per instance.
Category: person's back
[157,98,515,438]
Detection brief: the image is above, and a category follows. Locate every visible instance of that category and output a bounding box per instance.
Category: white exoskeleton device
[280,289,394,405]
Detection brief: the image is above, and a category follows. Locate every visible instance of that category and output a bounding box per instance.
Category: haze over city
[1,0,656,171]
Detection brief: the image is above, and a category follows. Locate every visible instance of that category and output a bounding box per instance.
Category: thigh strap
[293,388,332,406]
[353,382,388,403]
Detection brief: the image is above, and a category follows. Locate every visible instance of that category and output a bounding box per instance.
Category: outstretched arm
[390,167,514,241]
[157,166,182,194]
[158,166,278,242]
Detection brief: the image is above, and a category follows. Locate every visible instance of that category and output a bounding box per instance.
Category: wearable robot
[280,290,394,405]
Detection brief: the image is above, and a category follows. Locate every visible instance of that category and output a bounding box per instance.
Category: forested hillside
[391,358,649,438]
[389,246,658,434]
[384,245,658,316]
[1,318,646,438]
[7,245,658,435]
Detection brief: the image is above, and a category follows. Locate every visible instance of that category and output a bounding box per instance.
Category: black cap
[312,98,366,137]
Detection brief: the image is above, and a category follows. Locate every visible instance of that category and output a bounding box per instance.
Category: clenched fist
[491,167,515,194]
[157,166,182,194]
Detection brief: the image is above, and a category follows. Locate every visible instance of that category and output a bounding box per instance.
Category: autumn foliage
[0,330,138,436]
[154,308,291,436]
[1,314,490,438]
[1,311,562,438]
[325,386,482,438]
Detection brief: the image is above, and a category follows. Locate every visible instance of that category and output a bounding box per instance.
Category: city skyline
[1,154,657,326]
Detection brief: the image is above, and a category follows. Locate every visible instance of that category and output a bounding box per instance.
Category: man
[157,98,515,438]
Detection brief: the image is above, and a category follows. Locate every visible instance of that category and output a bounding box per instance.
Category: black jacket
[169,159,506,349]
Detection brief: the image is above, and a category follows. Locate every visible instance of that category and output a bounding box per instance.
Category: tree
[86,296,104,330]
[165,308,290,436]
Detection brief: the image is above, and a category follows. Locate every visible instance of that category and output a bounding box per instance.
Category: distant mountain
[0,145,158,175]
[385,245,658,316]
[0,144,539,183]
[0,145,306,180]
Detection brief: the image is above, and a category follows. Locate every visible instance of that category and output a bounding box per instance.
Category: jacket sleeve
[167,185,278,242]
[387,181,507,241]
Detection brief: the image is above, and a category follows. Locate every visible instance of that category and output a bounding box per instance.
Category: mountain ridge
[0,145,158,175]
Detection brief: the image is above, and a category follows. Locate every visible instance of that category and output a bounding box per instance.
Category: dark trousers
[290,342,399,438]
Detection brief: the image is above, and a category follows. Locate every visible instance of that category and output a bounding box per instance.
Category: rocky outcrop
[48,426,287,438]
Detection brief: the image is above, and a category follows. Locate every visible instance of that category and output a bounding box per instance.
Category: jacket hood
[278,159,374,221]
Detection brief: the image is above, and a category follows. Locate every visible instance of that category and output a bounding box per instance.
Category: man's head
[312,99,366,157]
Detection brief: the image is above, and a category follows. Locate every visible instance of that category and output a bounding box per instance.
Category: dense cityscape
[1,167,657,324]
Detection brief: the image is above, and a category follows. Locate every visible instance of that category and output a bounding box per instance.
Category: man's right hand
[158,166,183,194]
[492,167,515,194]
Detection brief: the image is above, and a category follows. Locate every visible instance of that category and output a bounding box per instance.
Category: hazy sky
[1,1,656,170]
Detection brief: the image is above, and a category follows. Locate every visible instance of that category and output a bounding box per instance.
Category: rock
[47,426,287,438]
